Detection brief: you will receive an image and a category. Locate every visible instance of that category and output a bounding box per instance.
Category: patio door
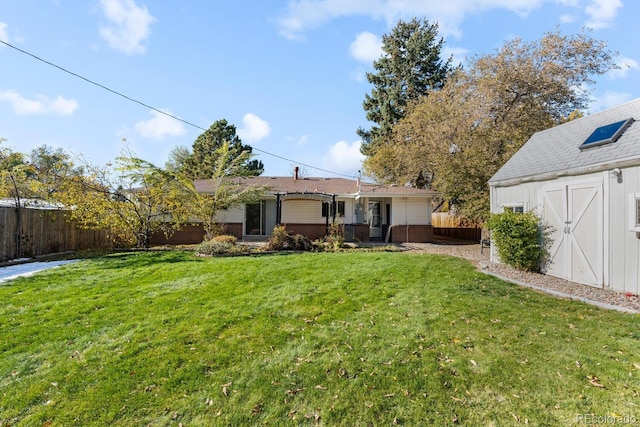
[541,181,603,287]
[369,202,382,238]
[245,200,276,236]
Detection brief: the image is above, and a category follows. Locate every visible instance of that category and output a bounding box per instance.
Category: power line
[0,39,357,178]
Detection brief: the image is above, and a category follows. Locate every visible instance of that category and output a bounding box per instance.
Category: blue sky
[1,0,638,178]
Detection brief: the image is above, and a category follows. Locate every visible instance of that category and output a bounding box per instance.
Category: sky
[1,0,639,179]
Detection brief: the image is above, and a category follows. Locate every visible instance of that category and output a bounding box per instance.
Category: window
[322,201,345,217]
[580,118,634,149]
[503,203,524,213]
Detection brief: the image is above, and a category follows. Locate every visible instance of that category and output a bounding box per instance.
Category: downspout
[276,193,281,225]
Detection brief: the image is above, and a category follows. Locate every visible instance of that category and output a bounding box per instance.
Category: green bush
[195,240,232,255]
[265,225,289,251]
[265,225,313,251]
[487,210,550,272]
[325,222,345,251]
[211,234,238,245]
[195,236,248,256]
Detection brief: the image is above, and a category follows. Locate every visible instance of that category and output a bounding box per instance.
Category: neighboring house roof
[0,198,64,210]
[194,177,438,198]
[490,97,640,186]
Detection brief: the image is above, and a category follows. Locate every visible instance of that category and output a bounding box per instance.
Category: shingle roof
[194,177,437,197]
[489,97,640,185]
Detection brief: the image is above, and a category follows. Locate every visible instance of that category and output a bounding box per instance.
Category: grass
[1,251,639,426]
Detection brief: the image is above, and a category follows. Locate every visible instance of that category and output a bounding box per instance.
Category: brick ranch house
[155,170,438,244]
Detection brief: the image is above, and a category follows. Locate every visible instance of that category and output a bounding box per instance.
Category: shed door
[541,182,603,287]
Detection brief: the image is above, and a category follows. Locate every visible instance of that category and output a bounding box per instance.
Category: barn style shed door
[541,181,603,287]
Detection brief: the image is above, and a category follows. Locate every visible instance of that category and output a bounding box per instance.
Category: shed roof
[194,176,437,198]
[489,97,640,186]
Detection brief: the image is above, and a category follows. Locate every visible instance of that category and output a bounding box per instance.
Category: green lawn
[1,251,639,426]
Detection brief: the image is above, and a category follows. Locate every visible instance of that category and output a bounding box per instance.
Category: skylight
[580,118,635,149]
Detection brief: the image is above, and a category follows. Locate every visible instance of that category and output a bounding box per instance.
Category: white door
[368,202,382,238]
[541,181,603,287]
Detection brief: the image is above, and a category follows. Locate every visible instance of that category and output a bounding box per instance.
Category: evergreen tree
[357,18,452,159]
[182,119,263,180]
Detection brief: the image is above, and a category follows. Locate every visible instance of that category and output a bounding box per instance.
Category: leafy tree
[182,119,263,179]
[180,141,266,240]
[29,145,84,199]
[375,29,617,220]
[0,140,35,206]
[57,148,190,248]
[357,18,452,170]
[165,145,191,173]
[0,140,36,258]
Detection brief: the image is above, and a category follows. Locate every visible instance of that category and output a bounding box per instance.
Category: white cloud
[237,113,271,143]
[559,13,576,23]
[99,0,156,54]
[277,0,554,40]
[589,91,633,112]
[442,46,470,67]
[609,56,639,79]
[0,90,78,115]
[322,140,364,174]
[349,32,382,63]
[351,67,367,82]
[134,110,185,139]
[584,0,622,29]
[0,22,9,43]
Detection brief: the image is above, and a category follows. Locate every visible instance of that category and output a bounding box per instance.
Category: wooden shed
[489,98,640,295]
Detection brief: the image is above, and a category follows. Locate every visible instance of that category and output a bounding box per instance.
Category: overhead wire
[0,39,357,178]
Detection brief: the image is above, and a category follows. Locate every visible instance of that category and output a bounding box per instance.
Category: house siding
[607,165,640,294]
[282,200,324,224]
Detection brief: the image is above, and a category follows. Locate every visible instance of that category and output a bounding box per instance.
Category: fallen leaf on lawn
[511,413,520,422]
[251,404,262,416]
[315,385,327,390]
[568,324,576,329]
[470,360,477,366]
[588,376,605,388]
[222,382,232,397]
[575,361,582,369]
[384,393,395,398]
[633,363,640,370]
[451,396,464,403]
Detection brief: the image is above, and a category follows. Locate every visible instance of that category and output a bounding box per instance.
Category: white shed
[489,98,640,295]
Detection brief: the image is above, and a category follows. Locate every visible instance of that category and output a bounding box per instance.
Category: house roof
[489,97,640,186]
[194,176,438,198]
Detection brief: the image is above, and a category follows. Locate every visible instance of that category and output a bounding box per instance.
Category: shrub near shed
[488,210,550,272]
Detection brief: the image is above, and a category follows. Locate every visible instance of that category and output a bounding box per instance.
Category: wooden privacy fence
[0,207,111,261]
[431,212,482,242]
